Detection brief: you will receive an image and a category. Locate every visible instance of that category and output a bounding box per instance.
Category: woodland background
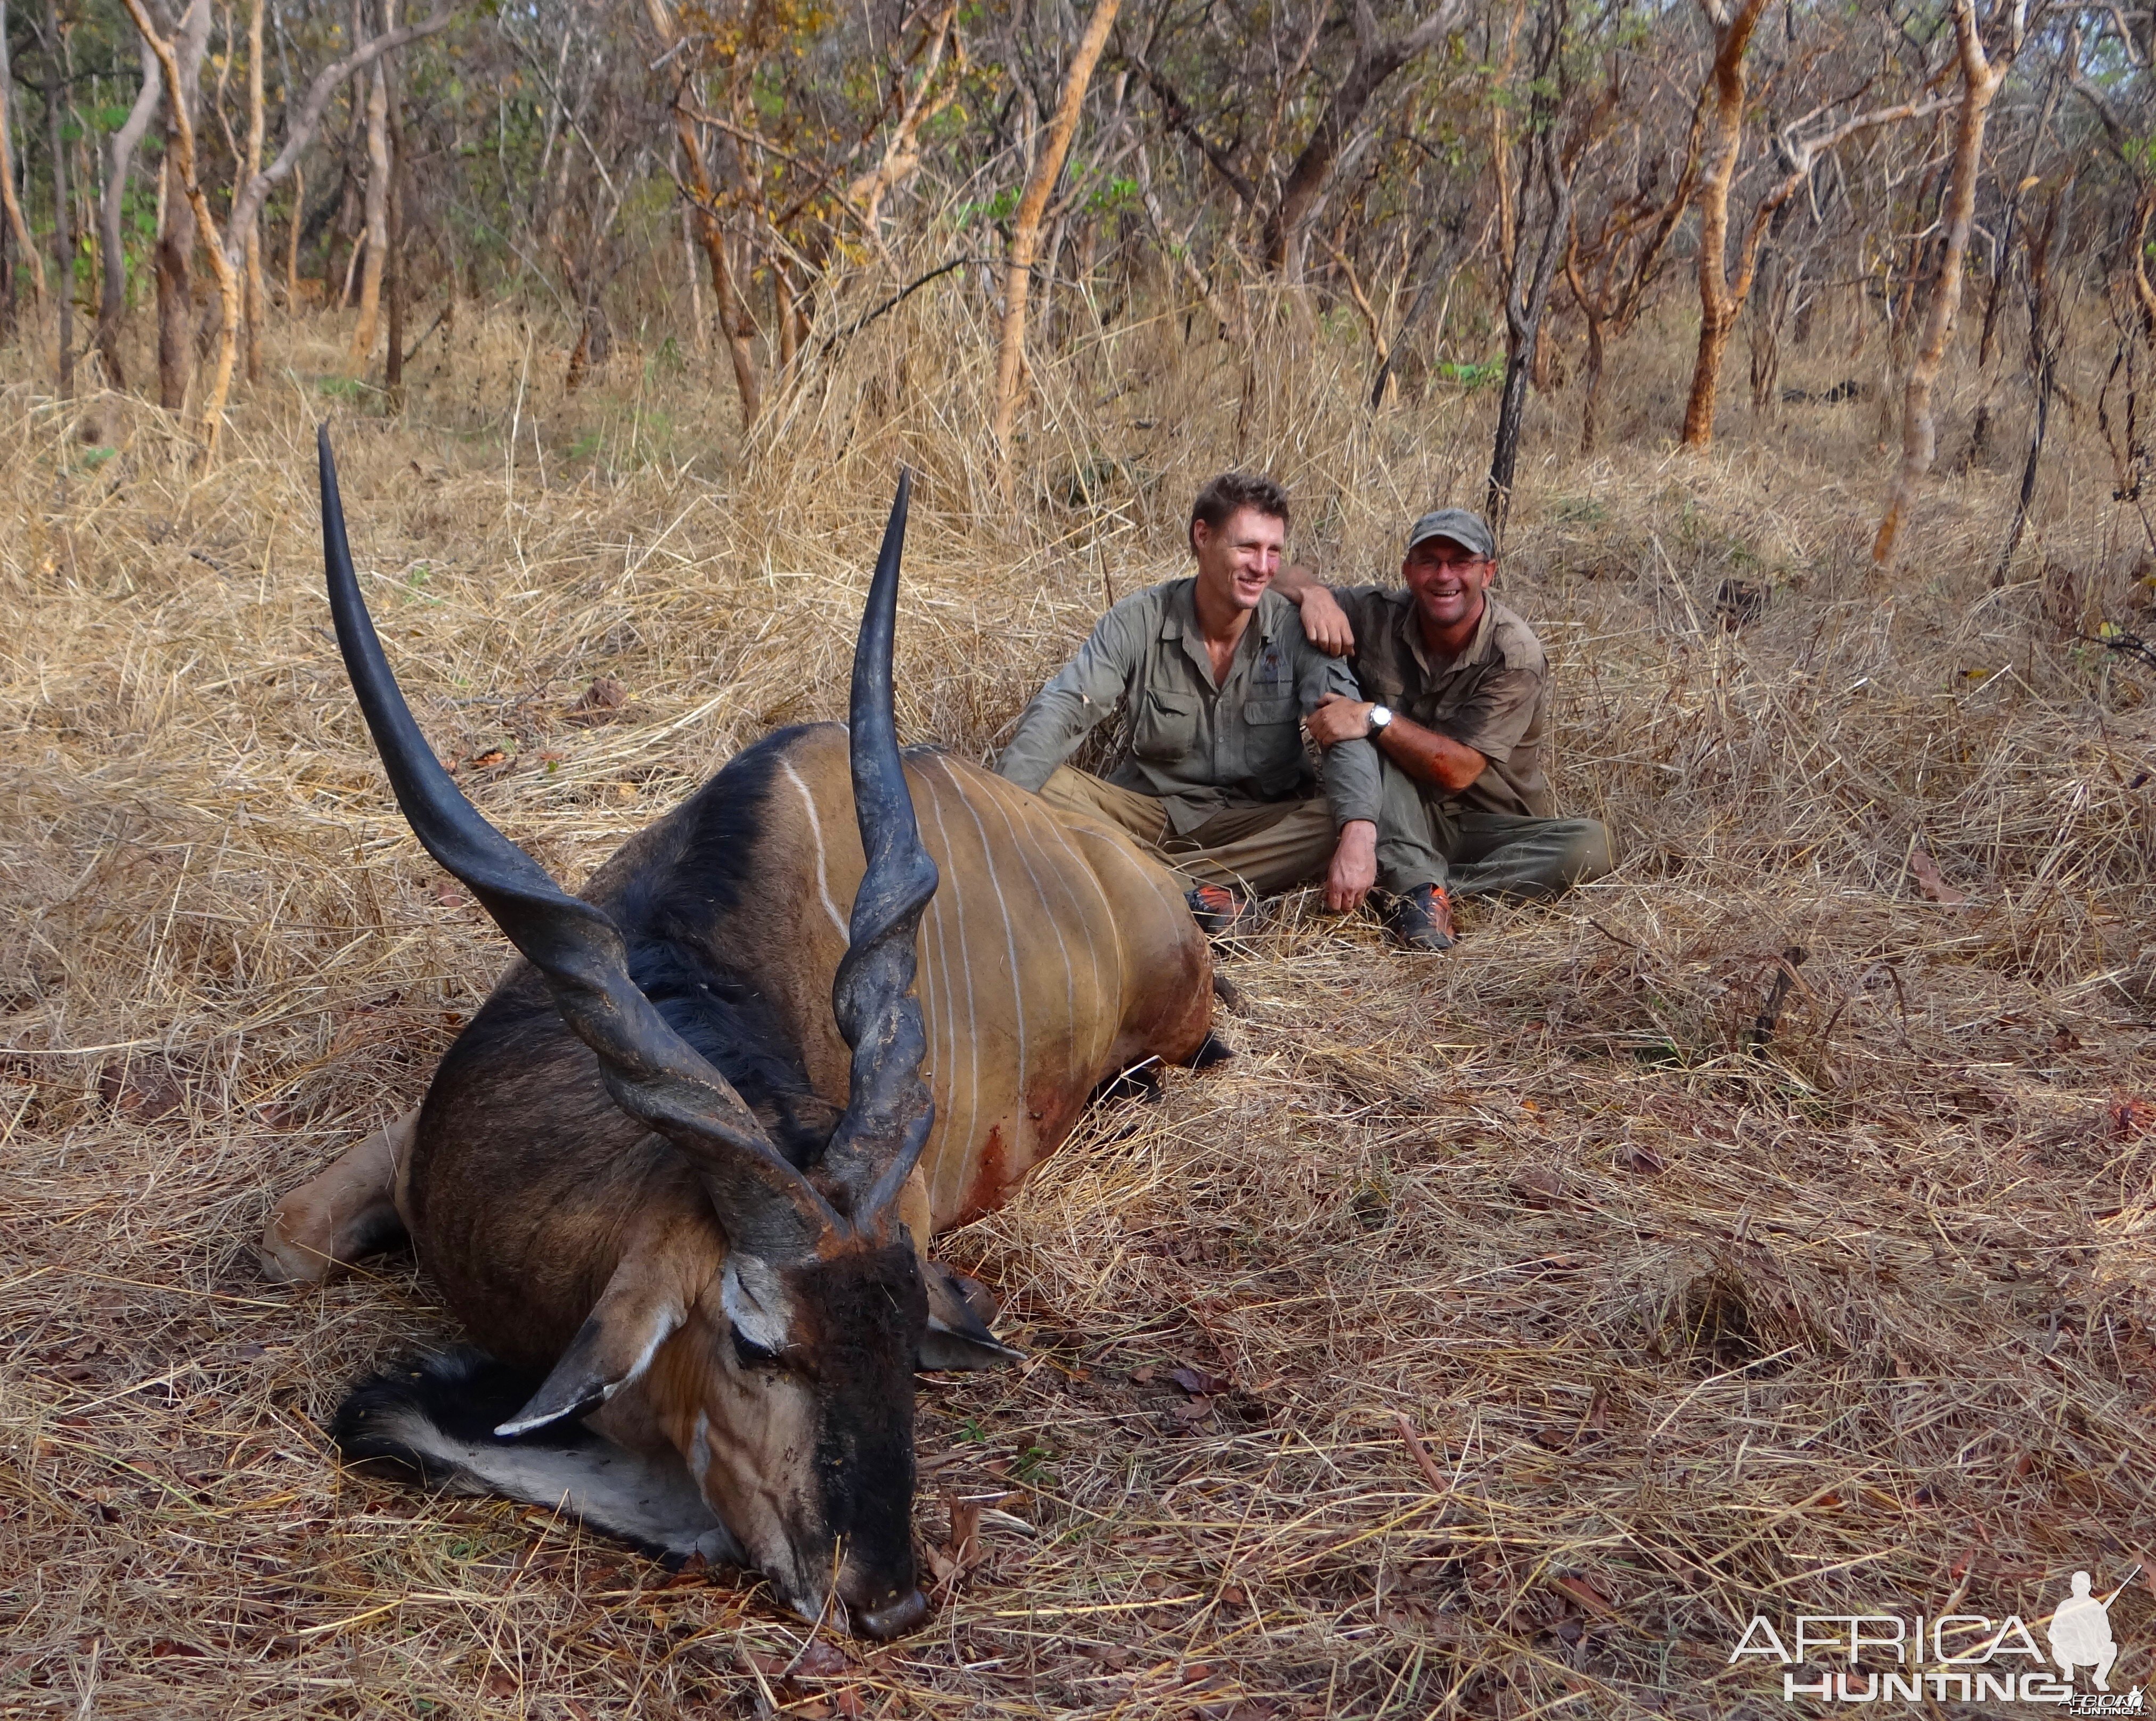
[3,0,2156,1715]
[0,0,2150,530]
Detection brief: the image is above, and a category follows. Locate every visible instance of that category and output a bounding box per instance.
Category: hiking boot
[1185,884,1259,940]
[1386,884,1456,952]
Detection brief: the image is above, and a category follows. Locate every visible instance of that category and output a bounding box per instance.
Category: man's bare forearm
[1377,712,1486,795]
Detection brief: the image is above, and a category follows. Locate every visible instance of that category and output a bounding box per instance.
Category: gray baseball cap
[1406,507,1496,560]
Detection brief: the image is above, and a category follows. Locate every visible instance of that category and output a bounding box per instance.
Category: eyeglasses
[1410,548,1490,570]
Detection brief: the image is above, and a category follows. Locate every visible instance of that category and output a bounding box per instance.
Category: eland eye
[731,1325,781,1369]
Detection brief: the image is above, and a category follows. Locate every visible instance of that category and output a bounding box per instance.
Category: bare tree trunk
[774,265,797,370]
[286,161,303,303]
[42,0,72,399]
[1872,0,2019,568]
[1136,138,1243,344]
[847,0,961,237]
[705,212,757,421]
[1262,0,1467,275]
[120,0,244,458]
[1488,130,1574,528]
[1990,185,2062,585]
[383,40,405,408]
[347,0,393,370]
[681,201,706,355]
[150,0,211,413]
[642,0,759,424]
[0,0,49,308]
[220,7,448,277]
[1566,239,1604,454]
[97,36,164,389]
[242,0,265,383]
[989,0,1121,459]
[1679,0,1771,449]
[2132,189,2156,340]
[0,169,11,339]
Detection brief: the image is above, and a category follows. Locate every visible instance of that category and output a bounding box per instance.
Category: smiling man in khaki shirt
[1277,506,1612,951]
[997,473,1382,935]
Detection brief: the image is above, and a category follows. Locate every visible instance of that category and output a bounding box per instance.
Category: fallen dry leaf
[100,1062,185,1122]
[793,1640,850,1677]
[567,677,629,725]
[1551,1576,1617,1618]
[1168,1364,1231,1397]
[927,1496,984,1591]
[1908,848,1968,906]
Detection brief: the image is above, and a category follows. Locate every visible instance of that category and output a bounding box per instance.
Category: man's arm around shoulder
[1275,563,1357,657]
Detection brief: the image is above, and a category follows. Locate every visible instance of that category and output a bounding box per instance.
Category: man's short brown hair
[1189,472,1291,554]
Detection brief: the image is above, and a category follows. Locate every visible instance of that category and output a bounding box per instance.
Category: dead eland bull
[269,436,1221,1638]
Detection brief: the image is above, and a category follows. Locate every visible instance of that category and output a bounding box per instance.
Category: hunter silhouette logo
[2047,1571,2122,1691]
[1728,1562,2144,1708]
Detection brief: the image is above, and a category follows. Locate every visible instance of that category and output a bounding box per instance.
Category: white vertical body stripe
[1035,814,1125,998]
[976,777,1081,1091]
[779,757,850,939]
[919,827,959,1218]
[918,785,978,1218]
[944,760,1027,1110]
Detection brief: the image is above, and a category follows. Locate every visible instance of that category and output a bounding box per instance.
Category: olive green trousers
[1375,758,1612,900]
[1035,767,1337,894]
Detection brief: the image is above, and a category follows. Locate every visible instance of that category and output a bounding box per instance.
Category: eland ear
[918,1259,1022,1372]
[495,1251,691,1437]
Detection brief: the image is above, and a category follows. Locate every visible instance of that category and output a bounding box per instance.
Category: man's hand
[1306,691,1377,747]
[1326,819,1378,914]
[1292,582,1356,657]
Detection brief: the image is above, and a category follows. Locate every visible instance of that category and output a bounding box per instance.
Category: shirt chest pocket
[1132,689,1203,761]
[1240,696,1305,791]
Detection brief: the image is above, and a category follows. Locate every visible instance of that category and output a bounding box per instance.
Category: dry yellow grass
[2,275,2154,1718]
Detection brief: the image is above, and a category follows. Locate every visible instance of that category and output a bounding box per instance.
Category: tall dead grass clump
[1,269,2152,1717]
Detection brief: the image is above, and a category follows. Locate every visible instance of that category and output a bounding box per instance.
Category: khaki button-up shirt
[1334,587,1555,819]
[998,579,1381,835]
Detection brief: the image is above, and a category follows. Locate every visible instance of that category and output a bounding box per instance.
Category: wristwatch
[1367,704,1394,734]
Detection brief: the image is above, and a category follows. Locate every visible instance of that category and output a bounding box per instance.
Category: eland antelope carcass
[266,436,1220,1639]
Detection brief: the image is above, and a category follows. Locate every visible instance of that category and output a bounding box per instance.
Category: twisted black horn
[816,473,940,1226]
[317,429,840,1261]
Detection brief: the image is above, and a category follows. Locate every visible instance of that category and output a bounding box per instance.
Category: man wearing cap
[997,471,1382,935]
[1275,506,1612,951]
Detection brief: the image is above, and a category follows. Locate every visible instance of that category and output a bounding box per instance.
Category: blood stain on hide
[959,1125,1010,1227]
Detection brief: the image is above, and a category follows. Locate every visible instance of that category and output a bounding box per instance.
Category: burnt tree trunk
[1489,129,1575,529]
[1991,186,2064,585]
[383,42,405,407]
